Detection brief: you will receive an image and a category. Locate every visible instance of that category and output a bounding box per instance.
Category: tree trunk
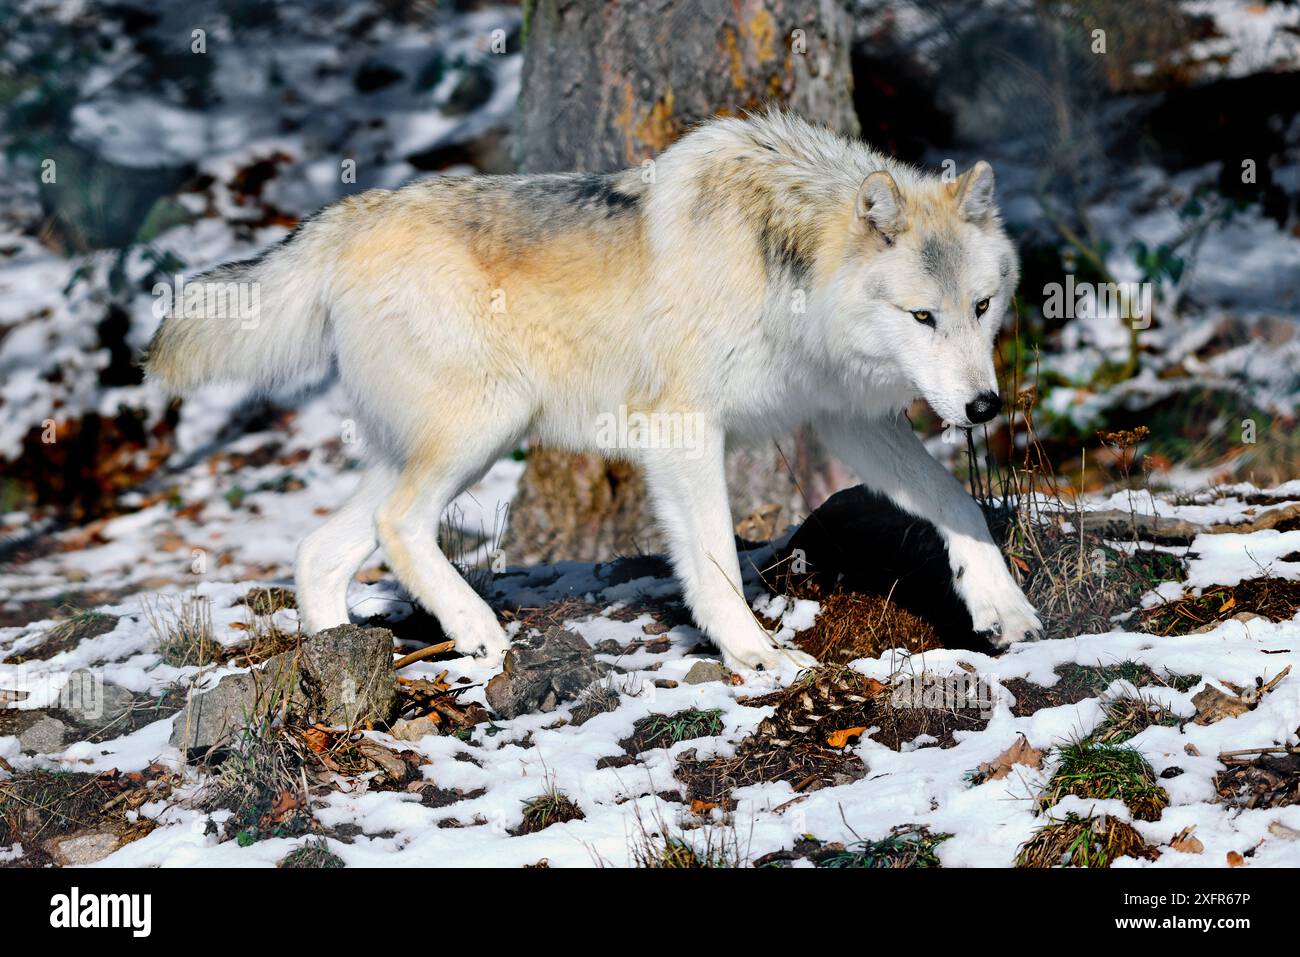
[504,0,858,564]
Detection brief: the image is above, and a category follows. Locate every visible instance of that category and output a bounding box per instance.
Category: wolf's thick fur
[146,111,1042,670]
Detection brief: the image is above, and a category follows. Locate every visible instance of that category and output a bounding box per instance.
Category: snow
[3,479,1299,867]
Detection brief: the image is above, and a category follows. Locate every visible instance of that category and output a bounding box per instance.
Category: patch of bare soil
[620,708,724,756]
[2,612,119,663]
[1140,578,1300,636]
[1002,662,1200,717]
[1215,748,1300,809]
[675,668,988,805]
[238,586,296,615]
[0,765,178,867]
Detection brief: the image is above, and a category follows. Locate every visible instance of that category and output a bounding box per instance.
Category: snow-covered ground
[2,0,1299,868]
[2,476,1299,867]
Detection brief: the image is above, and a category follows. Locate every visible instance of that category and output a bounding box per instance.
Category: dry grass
[2,610,118,664]
[516,786,585,835]
[1016,814,1158,868]
[146,593,217,668]
[623,802,747,869]
[675,666,985,805]
[1090,689,1184,744]
[1140,578,1300,636]
[277,837,344,869]
[765,579,940,663]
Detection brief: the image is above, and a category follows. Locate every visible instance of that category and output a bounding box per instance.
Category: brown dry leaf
[978,734,1045,781]
[1193,666,1291,725]
[1184,743,1201,756]
[1219,595,1236,614]
[1268,821,1300,841]
[1170,826,1204,854]
[356,739,412,781]
[1192,686,1252,725]
[826,726,867,748]
[261,789,303,827]
[299,724,335,753]
[689,799,719,814]
[1226,851,1245,867]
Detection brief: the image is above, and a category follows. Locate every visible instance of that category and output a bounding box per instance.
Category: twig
[393,641,457,670]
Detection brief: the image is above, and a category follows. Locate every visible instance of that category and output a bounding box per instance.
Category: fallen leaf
[300,724,335,753]
[1268,821,1300,841]
[689,800,718,814]
[1192,685,1251,725]
[1219,596,1236,613]
[1170,826,1203,854]
[978,734,1045,781]
[1226,851,1245,867]
[826,726,867,748]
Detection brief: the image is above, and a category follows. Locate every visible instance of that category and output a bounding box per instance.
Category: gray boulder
[170,624,398,752]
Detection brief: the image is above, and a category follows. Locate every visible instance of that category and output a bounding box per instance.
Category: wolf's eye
[975,298,991,316]
[911,310,934,327]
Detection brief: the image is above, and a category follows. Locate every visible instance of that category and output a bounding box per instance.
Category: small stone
[654,679,679,689]
[593,639,623,655]
[683,661,728,685]
[17,715,70,754]
[59,681,135,733]
[45,831,122,866]
[389,715,441,742]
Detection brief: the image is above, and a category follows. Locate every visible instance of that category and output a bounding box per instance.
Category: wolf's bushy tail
[144,222,335,394]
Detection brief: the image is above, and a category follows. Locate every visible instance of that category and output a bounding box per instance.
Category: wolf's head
[830,161,1018,428]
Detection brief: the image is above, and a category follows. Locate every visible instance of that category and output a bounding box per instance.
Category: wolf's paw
[967,586,1043,649]
[720,636,819,673]
[448,612,511,664]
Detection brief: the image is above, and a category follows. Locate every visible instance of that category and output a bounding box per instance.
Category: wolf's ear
[855,171,906,241]
[952,161,996,223]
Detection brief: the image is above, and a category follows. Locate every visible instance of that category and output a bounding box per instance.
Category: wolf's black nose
[965,391,1000,424]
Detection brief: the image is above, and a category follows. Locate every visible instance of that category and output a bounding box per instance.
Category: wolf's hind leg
[295,465,394,633]
[642,427,817,673]
[374,450,511,662]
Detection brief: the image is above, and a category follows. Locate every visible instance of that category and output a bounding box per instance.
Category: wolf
[146,110,1042,671]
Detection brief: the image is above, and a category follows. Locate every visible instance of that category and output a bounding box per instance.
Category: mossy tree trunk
[504,0,858,564]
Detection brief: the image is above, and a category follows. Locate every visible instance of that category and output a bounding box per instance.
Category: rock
[682,661,728,685]
[170,624,398,752]
[58,680,135,733]
[593,639,623,655]
[170,671,269,752]
[389,715,441,742]
[17,715,70,754]
[485,627,606,719]
[295,624,398,727]
[45,830,122,866]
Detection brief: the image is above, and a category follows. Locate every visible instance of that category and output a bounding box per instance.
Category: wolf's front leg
[640,424,817,672]
[819,412,1042,647]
